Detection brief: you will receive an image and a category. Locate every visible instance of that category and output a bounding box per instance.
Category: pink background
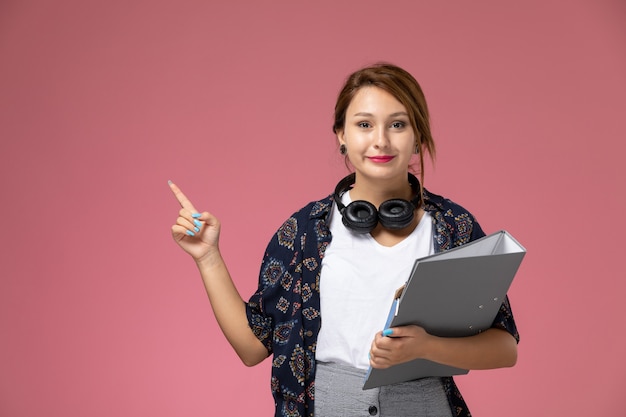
[1,1,625,415]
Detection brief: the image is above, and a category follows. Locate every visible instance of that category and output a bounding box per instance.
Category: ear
[336,129,345,147]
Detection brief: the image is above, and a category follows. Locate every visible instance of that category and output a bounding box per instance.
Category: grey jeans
[314,362,453,417]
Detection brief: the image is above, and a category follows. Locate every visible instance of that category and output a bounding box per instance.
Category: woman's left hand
[369,325,433,369]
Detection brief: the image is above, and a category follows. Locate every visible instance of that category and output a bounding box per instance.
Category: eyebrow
[352,112,409,118]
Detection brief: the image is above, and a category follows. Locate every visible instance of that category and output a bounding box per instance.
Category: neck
[350,173,414,207]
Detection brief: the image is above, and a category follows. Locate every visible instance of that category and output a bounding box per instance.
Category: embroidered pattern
[318,241,329,258]
[278,217,298,250]
[248,311,271,344]
[302,307,320,320]
[281,272,293,291]
[274,320,295,345]
[306,381,314,401]
[454,213,471,245]
[277,297,290,313]
[273,355,287,368]
[303,257,318,271]
[262,258,286,286]
[314,219,331,240]
[301,283,312,303]
[291,302,301,316]
[289,344,312,386]
[281,387,305,417]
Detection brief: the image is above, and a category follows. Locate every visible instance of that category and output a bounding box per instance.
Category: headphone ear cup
[342,201,378,234]
[378,199,415,230]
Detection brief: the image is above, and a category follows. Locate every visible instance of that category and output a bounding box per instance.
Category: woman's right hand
[168,181,221,262]
[168,181,269,366]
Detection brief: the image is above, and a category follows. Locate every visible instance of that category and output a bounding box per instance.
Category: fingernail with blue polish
[192,213,202,218]
[186,230,195,237]
[194,226,200,233]
[193,219,202,228]
[382,329,393,337]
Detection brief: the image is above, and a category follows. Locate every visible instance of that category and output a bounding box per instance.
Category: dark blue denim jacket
[246,190,519,417]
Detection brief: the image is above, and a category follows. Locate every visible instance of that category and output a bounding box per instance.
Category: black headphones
[333,173,422,234]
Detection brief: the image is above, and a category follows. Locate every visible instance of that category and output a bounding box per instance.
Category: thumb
[381,326,416,338]
[382,327,397,337]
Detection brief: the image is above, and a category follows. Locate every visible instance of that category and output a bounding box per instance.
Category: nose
[373,126,390,149]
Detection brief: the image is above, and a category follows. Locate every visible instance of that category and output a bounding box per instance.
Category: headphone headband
[334,173,422,234]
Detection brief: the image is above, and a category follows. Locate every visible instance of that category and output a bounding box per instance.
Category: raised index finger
[168,180,198,212]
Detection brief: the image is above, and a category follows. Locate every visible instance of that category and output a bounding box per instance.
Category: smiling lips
[368,155,395,163]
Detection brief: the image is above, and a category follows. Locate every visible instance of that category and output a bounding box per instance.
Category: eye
[357,121,372,128]
[390,121,406,129]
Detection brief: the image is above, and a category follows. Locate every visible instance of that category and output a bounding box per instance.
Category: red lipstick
[368,155,395,163]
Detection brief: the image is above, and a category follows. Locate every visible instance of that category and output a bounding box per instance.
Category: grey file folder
[363,230,525,390]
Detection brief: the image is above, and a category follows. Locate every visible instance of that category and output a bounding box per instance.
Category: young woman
[170,63,519,417]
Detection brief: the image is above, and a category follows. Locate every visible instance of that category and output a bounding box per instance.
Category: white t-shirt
[316,191,434,369]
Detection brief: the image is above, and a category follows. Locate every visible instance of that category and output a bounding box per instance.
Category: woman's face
[337,86,416,183]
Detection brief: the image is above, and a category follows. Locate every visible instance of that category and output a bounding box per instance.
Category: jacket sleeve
[245,215,303,354]
[468,214,520,343]
[491,295,520,342]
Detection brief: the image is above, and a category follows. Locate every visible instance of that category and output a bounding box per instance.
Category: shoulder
[277,195,333,233]
[268,195,333,251]
[423,189,485,249]
[289,195,334,223]
[423,189,475,218]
